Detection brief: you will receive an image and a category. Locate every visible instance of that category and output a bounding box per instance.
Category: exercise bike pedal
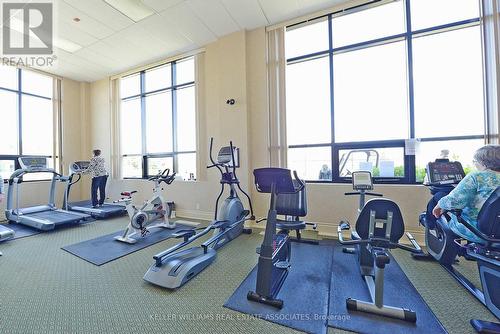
[343,247,356,254]
[275,261,290,269]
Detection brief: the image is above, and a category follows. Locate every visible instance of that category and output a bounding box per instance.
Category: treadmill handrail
[9,167,62,181]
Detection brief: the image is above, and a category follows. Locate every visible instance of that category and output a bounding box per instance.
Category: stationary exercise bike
[338,171,422,322]
[414,159,500,333]
[143,138,254,289]
[247,167,305,309]
[114,169,176,244]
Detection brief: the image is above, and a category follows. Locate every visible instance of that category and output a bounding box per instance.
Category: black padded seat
[276,220,306,231]
[477,187,500,240]
[274,179,316,243]
[355,198,405,245]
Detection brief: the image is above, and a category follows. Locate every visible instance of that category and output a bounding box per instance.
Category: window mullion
[328,14,337,182]
[18,69,22,156]
[406,0,417,183]
[140,71,147,178]
[171,62,178,173]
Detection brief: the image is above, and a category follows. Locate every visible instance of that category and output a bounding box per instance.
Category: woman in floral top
[432,145,500,243]
[84,149,109,208]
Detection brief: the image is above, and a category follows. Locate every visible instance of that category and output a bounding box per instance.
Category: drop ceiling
[17,0,348,82]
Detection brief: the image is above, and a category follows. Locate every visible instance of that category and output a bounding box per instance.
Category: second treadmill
[63,161,126,219]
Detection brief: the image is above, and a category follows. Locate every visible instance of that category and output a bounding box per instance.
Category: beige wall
[1,78,90,220]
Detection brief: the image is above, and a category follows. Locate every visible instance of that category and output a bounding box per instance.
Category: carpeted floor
[0,216,496,334]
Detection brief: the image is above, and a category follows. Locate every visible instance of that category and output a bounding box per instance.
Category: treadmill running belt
[28,211,86,225]
[70,200,126,217]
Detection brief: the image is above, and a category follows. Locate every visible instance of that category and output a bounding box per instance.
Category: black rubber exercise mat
[6,223,42,239]
[61,222,197,266]
[224,241,334,334]
[328,242,447,334]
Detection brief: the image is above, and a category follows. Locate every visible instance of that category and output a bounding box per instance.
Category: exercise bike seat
[276,220,305,231]
[121,191,137,197]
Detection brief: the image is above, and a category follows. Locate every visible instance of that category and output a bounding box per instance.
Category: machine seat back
[276,180,307,217]
[355,198,405,244]
[477,187,500,240]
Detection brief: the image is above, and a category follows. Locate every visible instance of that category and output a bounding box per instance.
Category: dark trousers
[91,175,108,207]
[425,191,448,229]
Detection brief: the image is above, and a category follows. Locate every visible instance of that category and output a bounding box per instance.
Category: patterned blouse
[437,169,500,243]
[84,156,108,178]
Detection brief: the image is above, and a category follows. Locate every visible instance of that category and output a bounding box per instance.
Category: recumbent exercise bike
[247,167,311,309]
[414,159,500,333]
[338,171,422,322]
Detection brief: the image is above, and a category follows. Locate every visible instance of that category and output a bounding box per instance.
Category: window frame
[120,57,197,179]
[0,67,56,182]
[285,0,484,184]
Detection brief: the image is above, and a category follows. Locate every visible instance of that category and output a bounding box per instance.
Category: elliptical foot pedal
[470,319,500,334]
[247,291,284,309]
[343,247,355,254]
[275,261,290,269]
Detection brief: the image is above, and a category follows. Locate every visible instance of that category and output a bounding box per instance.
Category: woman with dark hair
[431,145,500,243]
[84,149,109,208]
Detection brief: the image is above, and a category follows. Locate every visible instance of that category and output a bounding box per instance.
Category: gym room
[0,0,499,333]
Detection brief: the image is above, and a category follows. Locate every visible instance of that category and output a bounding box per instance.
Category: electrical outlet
[196,203,200,210]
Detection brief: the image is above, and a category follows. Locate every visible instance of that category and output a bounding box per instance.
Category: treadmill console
[70,161,90,174]
[352,171,374,191]
[217,146,240,168]
[426,160,465,185]
[18,157,47,170]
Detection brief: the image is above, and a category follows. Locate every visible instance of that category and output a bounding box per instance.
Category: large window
[285,0,484,183]
[0,65,55,181]
[120,57,197,180]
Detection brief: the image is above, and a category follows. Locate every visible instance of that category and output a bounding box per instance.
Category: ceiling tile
[186,0,239,37]
[140,0,185,12]
[258,0,301,24]
[220,0,269,30]
[297,0,346,15]
[159,2,217,46]
[137,13,193,52]
[62,0,134,31]
[57,1,115,39]
[73,47,119,70]
[56,21,98,47]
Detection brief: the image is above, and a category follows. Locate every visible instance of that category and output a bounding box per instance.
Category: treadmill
[5,157,91,231]
[63,161,126,219]
[0,225,15,242]
[0,224,15,256]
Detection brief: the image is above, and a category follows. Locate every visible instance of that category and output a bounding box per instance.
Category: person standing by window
[84,149,109,208]
[319,164,332,180]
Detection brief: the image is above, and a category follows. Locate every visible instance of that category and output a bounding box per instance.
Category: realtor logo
[2,2,53,55]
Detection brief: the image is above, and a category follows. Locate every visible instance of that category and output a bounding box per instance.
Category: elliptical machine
[338,171,422,322]
[114,169,176,244]
[247,167,305,309]
[143,138,254,289]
